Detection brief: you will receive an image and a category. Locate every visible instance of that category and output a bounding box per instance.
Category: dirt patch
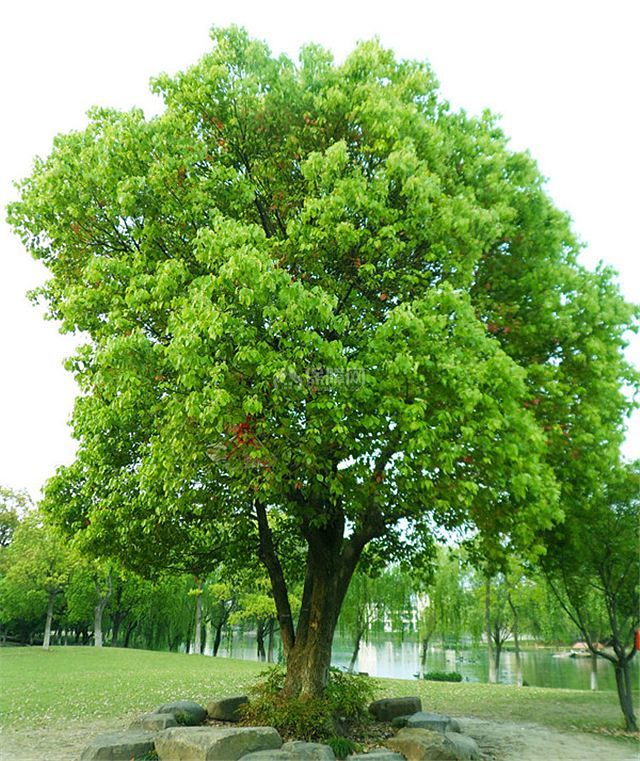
[1,716,637,760]
[459,717,638,761]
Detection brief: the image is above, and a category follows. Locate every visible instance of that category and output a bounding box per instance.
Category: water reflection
[205,629,637,692]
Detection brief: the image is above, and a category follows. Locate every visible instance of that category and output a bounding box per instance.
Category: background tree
[541,460,640,731]
[10,27,637,698]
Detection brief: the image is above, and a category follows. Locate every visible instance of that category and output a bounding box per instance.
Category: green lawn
[0,646,636,737]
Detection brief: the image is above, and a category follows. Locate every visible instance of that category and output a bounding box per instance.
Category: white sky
[1,0,638,499]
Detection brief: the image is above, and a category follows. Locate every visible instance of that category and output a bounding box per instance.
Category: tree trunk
[42,590,57,650]
[614,660,638,731]
[485,577,496,683]
[282,530,356,698]
[267,617,275,663]
[94,570,112,648]
[348,625,365,673]
[192,580,203,655]
[507,592,523,687]
[256,620,267,661]
[590,651,598,691]
[123,621,137,648]
[212,620,224,656]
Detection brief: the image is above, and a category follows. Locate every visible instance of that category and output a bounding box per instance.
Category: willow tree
[9,27,636,697]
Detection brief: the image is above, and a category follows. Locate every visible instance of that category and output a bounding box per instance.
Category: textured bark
[614,659,638,731]
[256,620,266,660]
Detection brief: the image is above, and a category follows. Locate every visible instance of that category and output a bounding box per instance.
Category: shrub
[240,666,377,741]
[174,710,200,726]
[423,670,463,682]
[327,735,359,759]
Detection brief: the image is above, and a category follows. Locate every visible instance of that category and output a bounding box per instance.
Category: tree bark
[614,659,638,731]
[213,619,224,656]
[42,590,57,650]
[123,621,137,648]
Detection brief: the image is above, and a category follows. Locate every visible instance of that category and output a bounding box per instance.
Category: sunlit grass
[0,645,636,740]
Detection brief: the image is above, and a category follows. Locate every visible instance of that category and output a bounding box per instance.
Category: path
[0,717,637,760]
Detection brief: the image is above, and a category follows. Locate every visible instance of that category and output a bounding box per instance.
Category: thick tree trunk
[192,580,203,655]
[614,660,638,731]
[282,530,357,698]
[255,497,376,699]
[485,578,496,683]
[42,590,57,650]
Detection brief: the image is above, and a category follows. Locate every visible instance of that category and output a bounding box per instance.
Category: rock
[347,751,405,761]
[390,715,411,729]
[448,718,461,733]
[129,712,178,731]
[80,729,157,760]
[282,740,336,759]
[155,726,282,761]
[369,697,422,722]
[386,728,479,760]
[207,695,249,722]
[406,711,454,733]
[243,741,335,760]
[155,699,207,726]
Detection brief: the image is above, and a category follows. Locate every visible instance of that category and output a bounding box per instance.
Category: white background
[1,0,638,498]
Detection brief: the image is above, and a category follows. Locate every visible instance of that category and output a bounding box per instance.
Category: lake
[206,631,639,692]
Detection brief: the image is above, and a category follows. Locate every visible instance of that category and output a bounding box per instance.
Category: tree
[541,461,640,731]
[0,511,75,648]
[10,27,636,698]
[0,486,31,548]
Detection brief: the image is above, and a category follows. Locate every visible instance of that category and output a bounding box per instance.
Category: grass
[0,646,637,740]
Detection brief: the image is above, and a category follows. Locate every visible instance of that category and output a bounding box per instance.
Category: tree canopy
[9,26,637,696]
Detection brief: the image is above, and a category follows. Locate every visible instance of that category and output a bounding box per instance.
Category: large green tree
[9,27,636,697]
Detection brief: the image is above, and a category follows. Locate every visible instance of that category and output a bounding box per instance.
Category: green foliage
[241,666,377,741]
[8,25,637,696]
[327,735,359,759]
[423,670,463,682]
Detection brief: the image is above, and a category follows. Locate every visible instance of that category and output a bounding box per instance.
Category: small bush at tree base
[327,735,359,759]
[423,670,463,682]
[240,666,377,742]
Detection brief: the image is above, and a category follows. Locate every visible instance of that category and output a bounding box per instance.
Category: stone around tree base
[155,699,207,725]
[369,697,422,721]
[129,712,177,731]
[386,728,479,761]
[80,729,157,760]
[347,750,406,760]
[207,695,249,722]
[282,740,336,759]
[406,711,455,733]
[391,715,411,729]
[243,741,336,760]
[155,725,282,761]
